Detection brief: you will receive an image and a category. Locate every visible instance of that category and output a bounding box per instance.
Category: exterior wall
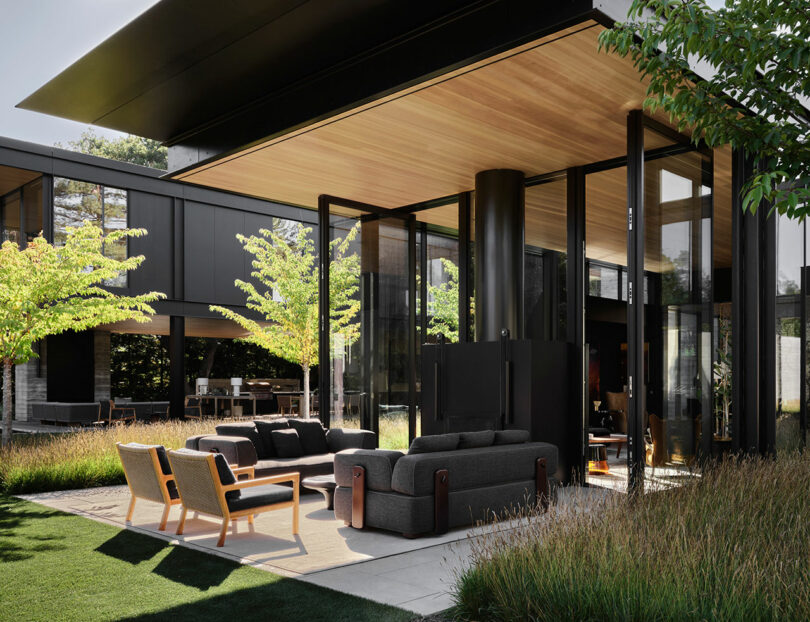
[14,343,47,421]
[93,331,111,402]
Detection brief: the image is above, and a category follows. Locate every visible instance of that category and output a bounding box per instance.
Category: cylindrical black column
[169,316,185,419]
[474,169,525,342]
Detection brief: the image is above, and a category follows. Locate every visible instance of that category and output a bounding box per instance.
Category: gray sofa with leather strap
[333,429,558,538]
[185,418,376,480]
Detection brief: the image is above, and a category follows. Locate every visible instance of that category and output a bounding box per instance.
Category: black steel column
[318,196,331,427]
[760,202,777,455]
[458,192,472,343]
[42,175,53,242]
[566,167,586,484]
[731,150,760,454]
[169,316,185,420]
[626,110,646,491]
[408,215,417,444]
[474,169,525,342]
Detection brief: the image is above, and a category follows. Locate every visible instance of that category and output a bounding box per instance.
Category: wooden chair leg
[293,485,300,535]
[248,514,254,525]
[158,505,171,531]
[217,519,229,547]
[126,497,136,523]
[176,507,188,535]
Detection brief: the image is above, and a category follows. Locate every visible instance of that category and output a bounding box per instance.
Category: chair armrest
[198,435,258,467]
[222,472,299,491]
[326,428,378,452]
[334,448,403,491]
[231,465,255,480]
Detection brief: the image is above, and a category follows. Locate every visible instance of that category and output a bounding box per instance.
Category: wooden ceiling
[176,22,662,207]
[0,166,40,197]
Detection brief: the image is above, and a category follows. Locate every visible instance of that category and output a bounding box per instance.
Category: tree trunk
[200,338,220,379]
[2,358,12,448]
[302,364,310,419]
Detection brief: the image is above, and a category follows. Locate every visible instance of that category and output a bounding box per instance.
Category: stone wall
[14,342,47,421]
[94,331,111,402]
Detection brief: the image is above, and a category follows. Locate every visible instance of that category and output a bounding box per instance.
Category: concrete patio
[19,484,613,616]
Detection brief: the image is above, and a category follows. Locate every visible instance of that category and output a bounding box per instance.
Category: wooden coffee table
[301,474,337,510]
[588,434,627,459]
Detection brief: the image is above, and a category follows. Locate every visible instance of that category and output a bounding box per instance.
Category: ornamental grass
[453,453,810,622]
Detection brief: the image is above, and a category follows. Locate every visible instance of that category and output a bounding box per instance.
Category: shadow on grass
[152,546,237,590]
[0,495,69,562]
[96,529,169,565]
[116,580,414,622]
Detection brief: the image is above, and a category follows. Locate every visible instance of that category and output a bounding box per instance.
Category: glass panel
[23,178,43,242]
[713,146,733,453]
[643,136,712,477]
[585,166,628,486]
[424,232,460,343]
[328,207,411,450]
[2,191,20,245]
[776,212,803,452]
[53,178,128,287]
[525,180,567,341]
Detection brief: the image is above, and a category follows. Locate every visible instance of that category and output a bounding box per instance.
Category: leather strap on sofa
[434,469,449,535]
[351,465,365,529]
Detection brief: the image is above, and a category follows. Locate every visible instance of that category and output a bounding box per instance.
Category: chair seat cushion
[226,484,294,512]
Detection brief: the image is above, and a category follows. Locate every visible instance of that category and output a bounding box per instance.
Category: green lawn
[0,494,414,622]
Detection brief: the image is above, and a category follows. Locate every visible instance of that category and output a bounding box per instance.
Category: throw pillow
[271,429,304,458]
[288,419,329,455]
[458,430,495,449]
[493,429,530,445]
[254,419,290,457]
[215,423,267,459]
[408,433,460,454]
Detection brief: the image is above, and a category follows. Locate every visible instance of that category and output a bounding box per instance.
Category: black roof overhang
[18,0,600,171]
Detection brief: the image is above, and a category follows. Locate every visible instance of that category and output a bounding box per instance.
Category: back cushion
[254,419,289,457]
[288,419,329,455]
[271,429,304,458]
[215,423,267,459]
[493,429,530,445]
[408,433,459,455]
[213,453,240,501]
[458,430,495,449]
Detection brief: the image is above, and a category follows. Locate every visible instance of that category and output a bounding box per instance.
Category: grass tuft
[453,453,810,622]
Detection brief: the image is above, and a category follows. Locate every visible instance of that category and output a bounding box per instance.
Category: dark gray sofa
[185,418,376,480]
[333,429,557,537]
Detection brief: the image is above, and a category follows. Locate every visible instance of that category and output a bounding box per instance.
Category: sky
[0,0,159,148]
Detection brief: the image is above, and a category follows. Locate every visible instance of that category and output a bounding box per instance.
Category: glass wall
[643,131,713,472]
[775,212,804,452]
[23,178,43,242]
[53,178,129,287]
[1,191,20,244]
[326,205,411,448]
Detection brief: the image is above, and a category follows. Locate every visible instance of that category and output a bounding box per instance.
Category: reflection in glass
[23,178,43,242]
[1,191,20,244]
[644,141,712,473]
[776,212,803,452]
[53,178,129,287]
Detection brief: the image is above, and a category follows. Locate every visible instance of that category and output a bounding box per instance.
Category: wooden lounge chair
[116,442,181,531]
[169,397,204,420]
[95,400,136,426]
[168,448,299,547]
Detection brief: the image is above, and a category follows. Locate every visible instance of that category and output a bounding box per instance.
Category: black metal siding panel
[214,208,247,306]
[183,201,216,303]
[128,191,173,297]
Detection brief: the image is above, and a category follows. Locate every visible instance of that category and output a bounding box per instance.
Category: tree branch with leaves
[211,222,360,418]
[599,0,810,218]
[0,223,164,445]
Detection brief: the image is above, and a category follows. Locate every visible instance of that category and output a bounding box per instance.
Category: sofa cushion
[334,449,404,491]
[326,428,378,452]
[408,433,459,455]
[198,435,258,467]
[458,430,495,449]
[215,422,268,459]
[289,419,329,455]
[494,429,530,445]
[271,429,304,458]
[255,453,335,479]
[391,442,558,496]
[254,419,289,457]
[226,483,293,513]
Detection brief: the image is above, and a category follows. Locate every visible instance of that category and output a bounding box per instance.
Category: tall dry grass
[454,453,810,621]
[0,420,217,494]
